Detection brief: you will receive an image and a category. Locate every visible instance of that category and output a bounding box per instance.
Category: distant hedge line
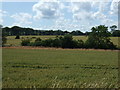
[21,25,118,50]
[21,35,84,48]
[21,34,117,50]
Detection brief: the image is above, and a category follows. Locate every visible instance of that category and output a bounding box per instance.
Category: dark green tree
[110,25,117,33]
[21,39,31,46]
[112,30,120,37]
[85,25,116,49]
[61,34,74,48]
[15,35,20,39]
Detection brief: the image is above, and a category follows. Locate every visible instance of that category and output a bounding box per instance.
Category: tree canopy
[85,25,116,49]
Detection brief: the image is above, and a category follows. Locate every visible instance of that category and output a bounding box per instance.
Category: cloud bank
[3,0,119,31]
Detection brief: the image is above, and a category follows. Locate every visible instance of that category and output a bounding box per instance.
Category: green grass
[6,35,119,48]
[2,48,118,88]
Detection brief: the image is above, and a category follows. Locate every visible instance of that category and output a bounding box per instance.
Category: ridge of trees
[2,26,86,36]
[2,25,120,37]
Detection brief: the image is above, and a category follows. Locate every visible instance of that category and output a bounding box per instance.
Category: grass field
[2,48,118,88]
[6,36,119,48]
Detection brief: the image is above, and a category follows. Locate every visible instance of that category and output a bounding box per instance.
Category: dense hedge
[21,35,85,48]
[21,25,117,50]
[21,34,117,49]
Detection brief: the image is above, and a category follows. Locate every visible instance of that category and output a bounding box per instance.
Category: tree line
[1,25,120,49]
[2,25,120,37]
[2,26,85,36]
[21,25,117,50]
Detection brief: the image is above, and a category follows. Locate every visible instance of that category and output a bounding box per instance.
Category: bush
[21,39,31,46]
[77,40,84,48]
[27,35,85,49]
[21,32,117,50]
[61,34,74,48]
[35,38,41,42]
[41,38,54,47]
[15,35,20,39]
[33,41,42,46]
[52,38,62,47]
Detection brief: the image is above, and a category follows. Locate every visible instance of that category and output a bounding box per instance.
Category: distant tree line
[1,25,120,49]
[21,25,117,50]
[2,25,120,37]
[2,26,86,36]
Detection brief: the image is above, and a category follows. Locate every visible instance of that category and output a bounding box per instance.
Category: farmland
[2,47,118,88]
[6,36,119,48]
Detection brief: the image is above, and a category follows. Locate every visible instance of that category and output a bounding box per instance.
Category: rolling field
[2,48,118,88]
[6,36,119,48]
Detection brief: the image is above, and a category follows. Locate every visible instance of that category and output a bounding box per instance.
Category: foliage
[2,25,119,37]
[15,35,20,39]
[85,25,116,49]
[61,34,74,48]
[112,30,120,37]
[41,38,54,47]
[110,25,117,32]
[21,39,31,46]
[70,30,84,35]
[35,37,41,42]
[24,34,85,49]
[20,25,118,50]
[2,26,86,36]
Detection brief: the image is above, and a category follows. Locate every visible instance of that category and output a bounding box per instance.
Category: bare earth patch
[1,46,119,52]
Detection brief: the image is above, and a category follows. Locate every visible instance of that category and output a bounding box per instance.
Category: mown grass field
[2,48,118,88]
[6,36,119,48]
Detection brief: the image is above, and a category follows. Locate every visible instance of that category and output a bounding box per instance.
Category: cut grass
[2,48,118,88]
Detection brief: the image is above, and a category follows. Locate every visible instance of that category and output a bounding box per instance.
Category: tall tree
[85,25,116,49]
[110,25,117,33]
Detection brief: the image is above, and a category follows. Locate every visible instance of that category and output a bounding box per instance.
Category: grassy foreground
[6,36,119,48]
[2,48,118,88]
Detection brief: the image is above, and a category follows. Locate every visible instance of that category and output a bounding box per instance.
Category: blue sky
[1,0,118,32]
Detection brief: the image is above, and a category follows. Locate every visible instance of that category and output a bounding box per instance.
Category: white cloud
[11,13,32,26]
[0,10,7,24]
[71,2,92,13]
[70,2,95,24]
[32,0,64,20]
[67,1,118,31]
[110,0,119,15]
[93,11,107,20]
[73,11,94,21]
[5,0,118,32]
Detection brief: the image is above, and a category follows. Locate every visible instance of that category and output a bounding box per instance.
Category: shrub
[33,41,42,46]
[21,39,31,46]
[41,38,54,47]
[61,34,74,48]
[77,40,84,48]
[35,38,41,42]
[52,37,62,47]
[15,35,20,39]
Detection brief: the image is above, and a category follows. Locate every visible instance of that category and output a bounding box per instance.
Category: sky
[0,0,119,32]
